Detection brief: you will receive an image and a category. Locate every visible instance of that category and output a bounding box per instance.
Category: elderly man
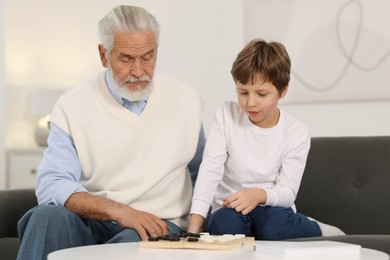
[17,5,205,260]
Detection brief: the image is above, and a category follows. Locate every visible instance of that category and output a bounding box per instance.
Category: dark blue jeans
[16,205,183,260]
[207,206,321,240]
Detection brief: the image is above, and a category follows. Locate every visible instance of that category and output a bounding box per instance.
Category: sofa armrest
[0,189,37,238]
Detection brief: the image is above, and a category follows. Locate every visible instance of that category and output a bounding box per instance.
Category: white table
[48,241,389,260]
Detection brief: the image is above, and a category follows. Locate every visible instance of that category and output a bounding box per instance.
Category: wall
[0,0,5,188]
[4,0,243,148]
[279,100,390,137]
[3,0,390,148]
[245,0,390,137]
[245,0,390,103]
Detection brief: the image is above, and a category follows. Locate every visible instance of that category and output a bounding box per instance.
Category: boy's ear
[280,85,289,98]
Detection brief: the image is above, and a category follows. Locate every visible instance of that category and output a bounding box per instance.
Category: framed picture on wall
[244,0,390,103]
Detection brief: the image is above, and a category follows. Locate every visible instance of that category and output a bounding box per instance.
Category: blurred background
[1,0,389,188]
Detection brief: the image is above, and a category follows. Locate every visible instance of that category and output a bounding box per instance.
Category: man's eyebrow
[142,49,155,56]
[118,53,133,59]
[118,49,155,58]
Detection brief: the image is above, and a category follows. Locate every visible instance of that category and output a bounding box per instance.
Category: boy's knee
[208,208,235,226]
[254,207,320,240]
[207,208,250,235]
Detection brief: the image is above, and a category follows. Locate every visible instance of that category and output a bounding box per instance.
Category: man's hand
[222,188,266,215]
[64,192,167,241]
[116,207,168,240]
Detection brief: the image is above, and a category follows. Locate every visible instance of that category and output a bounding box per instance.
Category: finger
[143,216,167,237]
[223,195,237,206]
[241,204,256,215]
[234,203,244,213]
[229,198,243,209]
[223,199,233,208]
[234,201,250,213]
[134,224,149,241]
[222,199,229,207]
[144,221,162,238]
[241,207,250,215]
[241,204,257,215]
[155,218,168,235]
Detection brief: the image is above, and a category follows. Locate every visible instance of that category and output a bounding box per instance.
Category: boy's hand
[223,188,266,215]
[187,214,205,234]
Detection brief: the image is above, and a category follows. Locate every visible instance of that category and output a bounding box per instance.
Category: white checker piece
[199,234,246,243]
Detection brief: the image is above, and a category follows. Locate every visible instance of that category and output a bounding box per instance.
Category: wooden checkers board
[139,234,255,250]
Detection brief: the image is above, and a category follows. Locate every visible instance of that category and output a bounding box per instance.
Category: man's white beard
[108,67,153,101]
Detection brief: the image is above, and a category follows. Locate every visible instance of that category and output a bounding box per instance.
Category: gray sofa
[293,136,390,254]
[0,189,37,260]
[1,136,389,259]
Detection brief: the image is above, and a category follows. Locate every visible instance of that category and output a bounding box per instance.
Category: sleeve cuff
[264,188,277,207]
[190,199,211,218]
[52,182,87,206]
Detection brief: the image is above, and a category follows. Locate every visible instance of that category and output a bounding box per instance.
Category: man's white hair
[97,5,160,59]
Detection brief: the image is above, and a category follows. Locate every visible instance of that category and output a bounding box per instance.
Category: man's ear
[98,44,108,68]
[280,85,289,98]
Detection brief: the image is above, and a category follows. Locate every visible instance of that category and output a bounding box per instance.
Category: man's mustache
[125,76,151,83]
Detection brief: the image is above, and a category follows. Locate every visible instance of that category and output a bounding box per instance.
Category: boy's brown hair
[231,39,291,96]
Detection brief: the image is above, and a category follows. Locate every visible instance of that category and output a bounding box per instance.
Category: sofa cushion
[0,189,37,237]
[0,237,19,259]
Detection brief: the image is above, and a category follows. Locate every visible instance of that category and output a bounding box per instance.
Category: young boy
[187,39,322,240]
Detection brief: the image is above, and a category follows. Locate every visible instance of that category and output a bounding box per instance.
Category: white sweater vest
[50,72,202,229]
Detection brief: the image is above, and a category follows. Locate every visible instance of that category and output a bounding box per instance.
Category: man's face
[99,30,157,92]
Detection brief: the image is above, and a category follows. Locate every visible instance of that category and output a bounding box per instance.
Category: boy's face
[236,74,287,128]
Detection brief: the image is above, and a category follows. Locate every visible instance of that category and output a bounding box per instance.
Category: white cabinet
[7,148,44,189]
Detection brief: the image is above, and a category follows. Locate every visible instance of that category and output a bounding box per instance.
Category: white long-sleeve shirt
[190,101,310,218]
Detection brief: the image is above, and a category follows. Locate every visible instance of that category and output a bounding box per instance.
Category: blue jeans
[207,206,321,240]
[16,205,183,260]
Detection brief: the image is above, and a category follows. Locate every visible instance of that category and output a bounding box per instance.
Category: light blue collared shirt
[35,71,205,206]
[104,71,147,116]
